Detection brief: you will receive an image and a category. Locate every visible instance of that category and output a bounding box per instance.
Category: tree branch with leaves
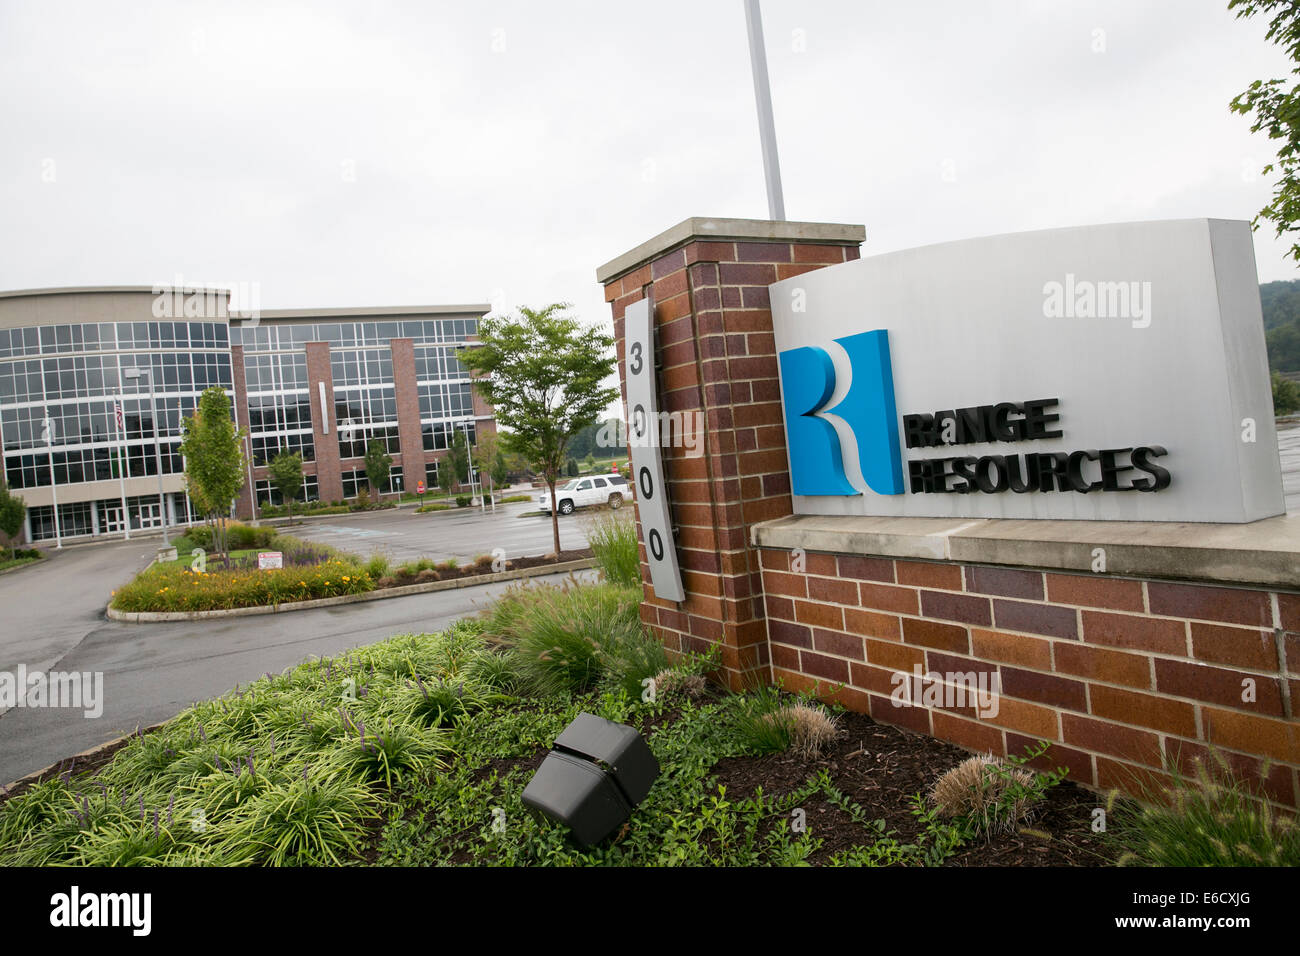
[460,303,619,555]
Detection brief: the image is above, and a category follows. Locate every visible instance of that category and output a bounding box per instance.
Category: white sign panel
[624,294,685,601]
[257,551,283,570]
[769,219,1284,523]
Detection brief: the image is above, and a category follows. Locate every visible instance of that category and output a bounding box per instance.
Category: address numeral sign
[624,294,685,602]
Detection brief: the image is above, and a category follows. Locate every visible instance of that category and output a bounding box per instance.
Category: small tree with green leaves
[0,480,26,560]
[364,440,392,500]
[448,429,471,487]
[460,302,618,554]
[179,387,247,561]
[1274,370,1300,415]
[267,451,305,525]
[436,457,454,498]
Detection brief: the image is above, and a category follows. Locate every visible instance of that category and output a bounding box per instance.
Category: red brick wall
[759,547,1300,808]
[305,342,343,505]
[603,237,861,690]
[390,337,423,487]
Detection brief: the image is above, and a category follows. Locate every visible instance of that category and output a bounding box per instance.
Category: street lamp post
[124,366,170,547]
[461,419,483,511]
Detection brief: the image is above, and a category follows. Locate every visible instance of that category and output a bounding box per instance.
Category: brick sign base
[598,217,1300,810]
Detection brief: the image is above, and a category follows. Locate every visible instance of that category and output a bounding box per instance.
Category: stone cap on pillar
[596,217,866,286]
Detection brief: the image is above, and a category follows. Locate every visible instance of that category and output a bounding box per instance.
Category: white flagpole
[744,0,786,221]
[43,408,62,549]
[116,389,130,540]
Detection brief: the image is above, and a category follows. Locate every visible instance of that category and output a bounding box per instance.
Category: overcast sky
[2,0,1296,346]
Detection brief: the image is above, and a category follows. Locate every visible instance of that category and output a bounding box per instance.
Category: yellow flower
[342,576,350,582]
[324,581,331,586]
[299,580,306,586]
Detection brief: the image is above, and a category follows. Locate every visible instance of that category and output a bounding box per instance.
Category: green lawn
[0,553,42,573]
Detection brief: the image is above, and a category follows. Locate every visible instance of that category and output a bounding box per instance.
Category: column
[597,217,864,690]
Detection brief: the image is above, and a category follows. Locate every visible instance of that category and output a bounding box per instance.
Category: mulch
[709,708,1118,866]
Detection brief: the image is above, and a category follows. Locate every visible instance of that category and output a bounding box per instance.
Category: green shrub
[416,503,451,513]
[728,684,794,755]
[499,494,532,503]
[1109,752,1300,866]
[364,553,391,579]
[483,581,664,696]
[584,511,639,586]
[455,495,472,508]
[213,773,378,867]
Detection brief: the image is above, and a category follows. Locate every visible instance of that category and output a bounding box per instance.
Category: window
[254,474,320,507]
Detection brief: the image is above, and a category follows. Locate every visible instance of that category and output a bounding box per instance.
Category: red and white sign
[257,551,283,570]
[417,480,425,494]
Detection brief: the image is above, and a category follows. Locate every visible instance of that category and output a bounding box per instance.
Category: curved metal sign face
[770,219,1283,523]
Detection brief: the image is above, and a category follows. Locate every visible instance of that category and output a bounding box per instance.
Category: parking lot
[284,496,598,565]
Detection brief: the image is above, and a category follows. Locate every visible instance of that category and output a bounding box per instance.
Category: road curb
[3,721,169,793]
[0,557,44,577]
[105,557,596,623]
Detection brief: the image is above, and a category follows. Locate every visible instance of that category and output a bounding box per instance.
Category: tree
[474,428,511,495]
[179,387,246,561]
[460,302,618,554]
[0,481,26,560]
[364,440,392,499]
[1231,1,1300,262]
[448,428,471,485]
[566,457,579,477]
[1274,370,1300,415]
[267,451,304,525]
[436,456,455,498]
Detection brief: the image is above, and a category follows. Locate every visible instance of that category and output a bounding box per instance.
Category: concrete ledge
[596,216,866,284]
[751,513,1300,589]
[106,558,595,623]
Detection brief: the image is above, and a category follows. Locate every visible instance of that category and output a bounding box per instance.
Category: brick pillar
[306,342,344,504]
[390,337,423,487]
[597,218,864,690]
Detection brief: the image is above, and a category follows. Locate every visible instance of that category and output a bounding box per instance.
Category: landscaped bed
[108,519,596,614]
[19,515,1291,867]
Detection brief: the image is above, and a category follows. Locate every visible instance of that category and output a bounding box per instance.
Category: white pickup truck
[537,474,628,515]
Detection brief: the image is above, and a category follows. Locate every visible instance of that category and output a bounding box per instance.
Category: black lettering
[974,455,1010,493]
[1066,449,1103,492]
[951,456,978,493]
[903,414,934,449]
[991,403,1026,442]
[1022,398,1063,440]
[955,407,986,445]
[1005,454,1032,493]
[1098,447,1134,491]
[908,459,932,493]
[1042,452,1070,491]
[1130,446,1171,491]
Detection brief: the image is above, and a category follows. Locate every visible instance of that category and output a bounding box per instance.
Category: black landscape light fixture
[521,712,660,847]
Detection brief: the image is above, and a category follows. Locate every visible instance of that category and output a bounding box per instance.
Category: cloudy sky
[2,0,1296,342]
